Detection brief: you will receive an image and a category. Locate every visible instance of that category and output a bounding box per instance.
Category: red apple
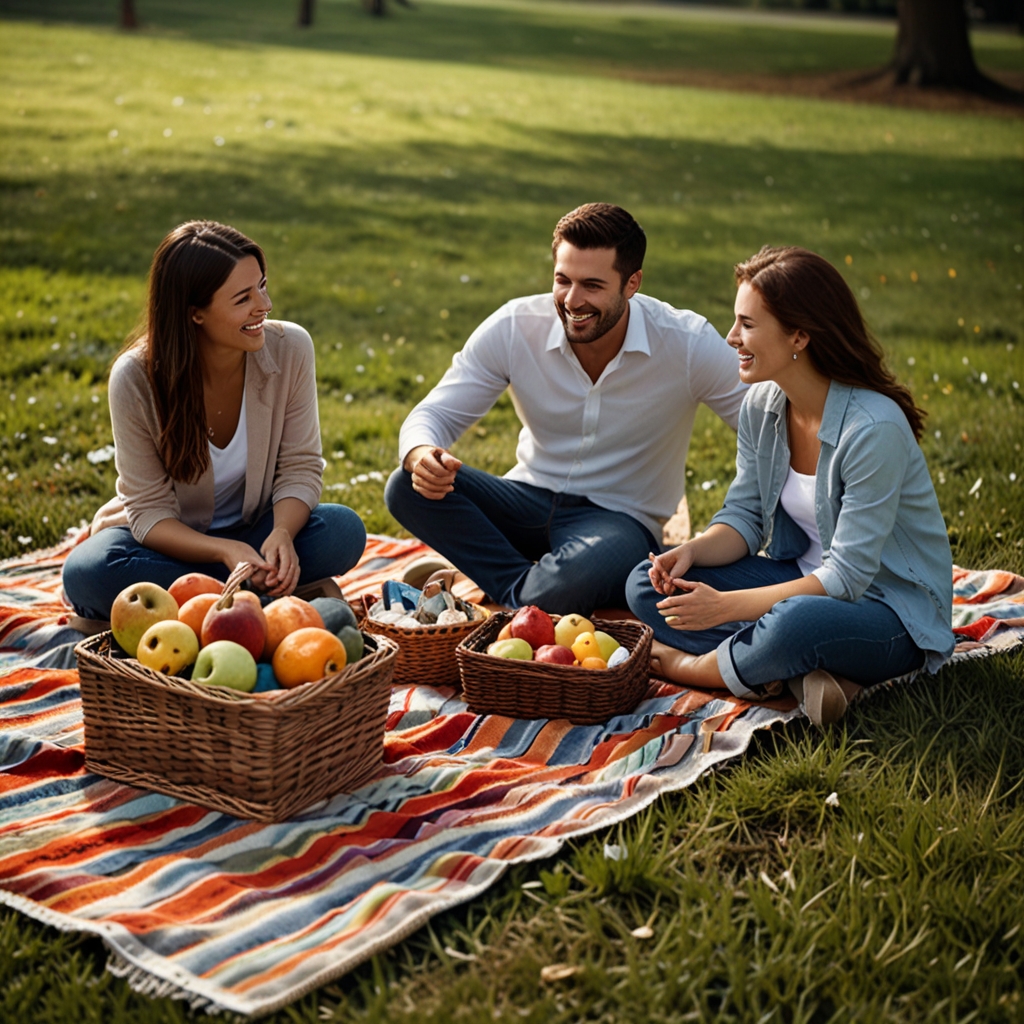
[201,590,268,662]
[509,605,555,650]
[110,582,179,658]
[534,644,575,666]
[168,572,223,606]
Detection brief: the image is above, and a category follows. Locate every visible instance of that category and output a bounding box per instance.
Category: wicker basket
[358,593,489,687]
[75,629,398,822]
[456,613,654,724]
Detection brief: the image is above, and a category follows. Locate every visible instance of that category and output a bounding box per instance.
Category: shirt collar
[819,380,853,447]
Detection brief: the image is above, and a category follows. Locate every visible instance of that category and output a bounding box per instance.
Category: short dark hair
[552,203,646,285]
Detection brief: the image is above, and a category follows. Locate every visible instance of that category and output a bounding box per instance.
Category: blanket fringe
[106,954,241,1020]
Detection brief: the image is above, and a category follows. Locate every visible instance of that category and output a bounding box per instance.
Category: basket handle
[215,561,257,610]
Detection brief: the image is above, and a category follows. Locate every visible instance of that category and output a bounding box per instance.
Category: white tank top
[208,391,248,530]
[779,465,823,576]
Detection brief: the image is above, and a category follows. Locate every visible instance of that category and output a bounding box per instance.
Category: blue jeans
[385,466,659,614]
[62,503,366,620]
[625,556,925,698]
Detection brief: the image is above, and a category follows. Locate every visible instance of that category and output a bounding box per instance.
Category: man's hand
[405,445,463,500]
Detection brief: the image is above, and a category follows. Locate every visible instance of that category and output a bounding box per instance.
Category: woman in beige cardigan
[62,221,365,624]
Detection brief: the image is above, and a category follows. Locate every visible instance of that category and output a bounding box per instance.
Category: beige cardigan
[91,320,324,542]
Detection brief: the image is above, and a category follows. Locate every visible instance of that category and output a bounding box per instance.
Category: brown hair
[552,203,646,285]
[734,245,926,440]
[126,221,265,483]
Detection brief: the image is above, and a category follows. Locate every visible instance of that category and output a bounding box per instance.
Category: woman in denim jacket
[625,246,953,725]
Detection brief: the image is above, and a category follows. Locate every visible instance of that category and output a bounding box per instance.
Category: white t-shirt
[208,392,248,530]
[779,465,822,575]
[398,292,747,540]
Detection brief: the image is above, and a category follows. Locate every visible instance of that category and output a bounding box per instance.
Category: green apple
[553,613,594,649]
[136,620,199,676]
[192,640,257,692]
[593,631,621,662]
[110,582,179,658]
[487,638,533,660]
[337,625,365,665]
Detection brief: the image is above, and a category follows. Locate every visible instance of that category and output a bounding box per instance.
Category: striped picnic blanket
[1,532,1021,1017]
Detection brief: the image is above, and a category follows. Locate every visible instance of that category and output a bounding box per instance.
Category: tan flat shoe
[790,669,862,728]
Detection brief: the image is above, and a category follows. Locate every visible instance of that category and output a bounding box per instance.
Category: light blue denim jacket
[709,381,955,674]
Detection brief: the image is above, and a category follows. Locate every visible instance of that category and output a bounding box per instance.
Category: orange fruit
[262,596,324,660]
[178,593,219,644]
[168,572,223,607]
[579,656,608,671]
[272,627,347,688]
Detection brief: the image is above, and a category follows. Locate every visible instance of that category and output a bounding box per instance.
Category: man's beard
[556,289,628,346]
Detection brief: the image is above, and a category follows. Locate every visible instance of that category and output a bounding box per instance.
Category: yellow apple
[136,620,199,676]
[110,582,179,658]
[570,631,601,663]
[553,613,594,649]
[594,631,621,662]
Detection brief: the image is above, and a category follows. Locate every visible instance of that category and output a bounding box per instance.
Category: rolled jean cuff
[716,637,760,700]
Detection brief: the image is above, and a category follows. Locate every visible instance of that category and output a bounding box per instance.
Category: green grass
[1,1,1023,1021]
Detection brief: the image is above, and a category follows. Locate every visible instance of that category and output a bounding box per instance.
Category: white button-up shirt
[399,292,747,539]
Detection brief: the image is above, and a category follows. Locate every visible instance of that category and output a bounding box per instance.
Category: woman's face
[726,281,804,385]
[192,255,272,356]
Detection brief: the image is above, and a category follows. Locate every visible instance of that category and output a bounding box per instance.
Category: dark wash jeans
[62,503,366,620]
[384,465,659,614]
[625,555,926,698]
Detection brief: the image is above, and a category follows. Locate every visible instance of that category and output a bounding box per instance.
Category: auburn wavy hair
[734,246,925,440]
[124,221,265,483]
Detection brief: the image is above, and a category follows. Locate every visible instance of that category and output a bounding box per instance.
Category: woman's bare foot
[649,641,727,689]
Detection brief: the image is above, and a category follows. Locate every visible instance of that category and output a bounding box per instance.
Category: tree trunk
[892,0,980,88]
[298,0,315,27]
[120,0,138,29]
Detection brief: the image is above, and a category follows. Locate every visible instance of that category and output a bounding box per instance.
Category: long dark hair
[735,245,926,440]
[126,221,266,483]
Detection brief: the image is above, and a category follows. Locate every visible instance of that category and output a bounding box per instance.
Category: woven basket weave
[358,593,488,687]
[456,613,653,724]
[75,627,398,822]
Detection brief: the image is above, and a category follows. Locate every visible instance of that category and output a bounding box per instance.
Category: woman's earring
[792,353,798,360]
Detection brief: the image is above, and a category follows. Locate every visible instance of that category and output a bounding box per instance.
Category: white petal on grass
[630,925,654,939]
[967,477,983,496]
[17,536,33,546]
[42,436,58,445]
[540,964,580,982]
[759,871,781,894]
[603,843,625,861]
[86,444,116,464]
[825,791,840,808]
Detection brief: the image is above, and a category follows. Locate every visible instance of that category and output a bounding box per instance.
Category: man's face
[552,242,637,345]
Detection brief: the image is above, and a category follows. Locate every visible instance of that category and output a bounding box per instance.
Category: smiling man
[384,203,747,614]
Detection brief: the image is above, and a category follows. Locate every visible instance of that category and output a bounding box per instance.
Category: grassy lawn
[1,1,1022,1020]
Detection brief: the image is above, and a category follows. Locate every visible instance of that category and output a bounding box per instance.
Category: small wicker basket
[75,627,398,822]
[358,593,488,687]
[456,613,654,724]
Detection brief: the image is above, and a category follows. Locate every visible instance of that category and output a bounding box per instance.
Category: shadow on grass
[0,0,903,80]
[4,123,1020,299]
